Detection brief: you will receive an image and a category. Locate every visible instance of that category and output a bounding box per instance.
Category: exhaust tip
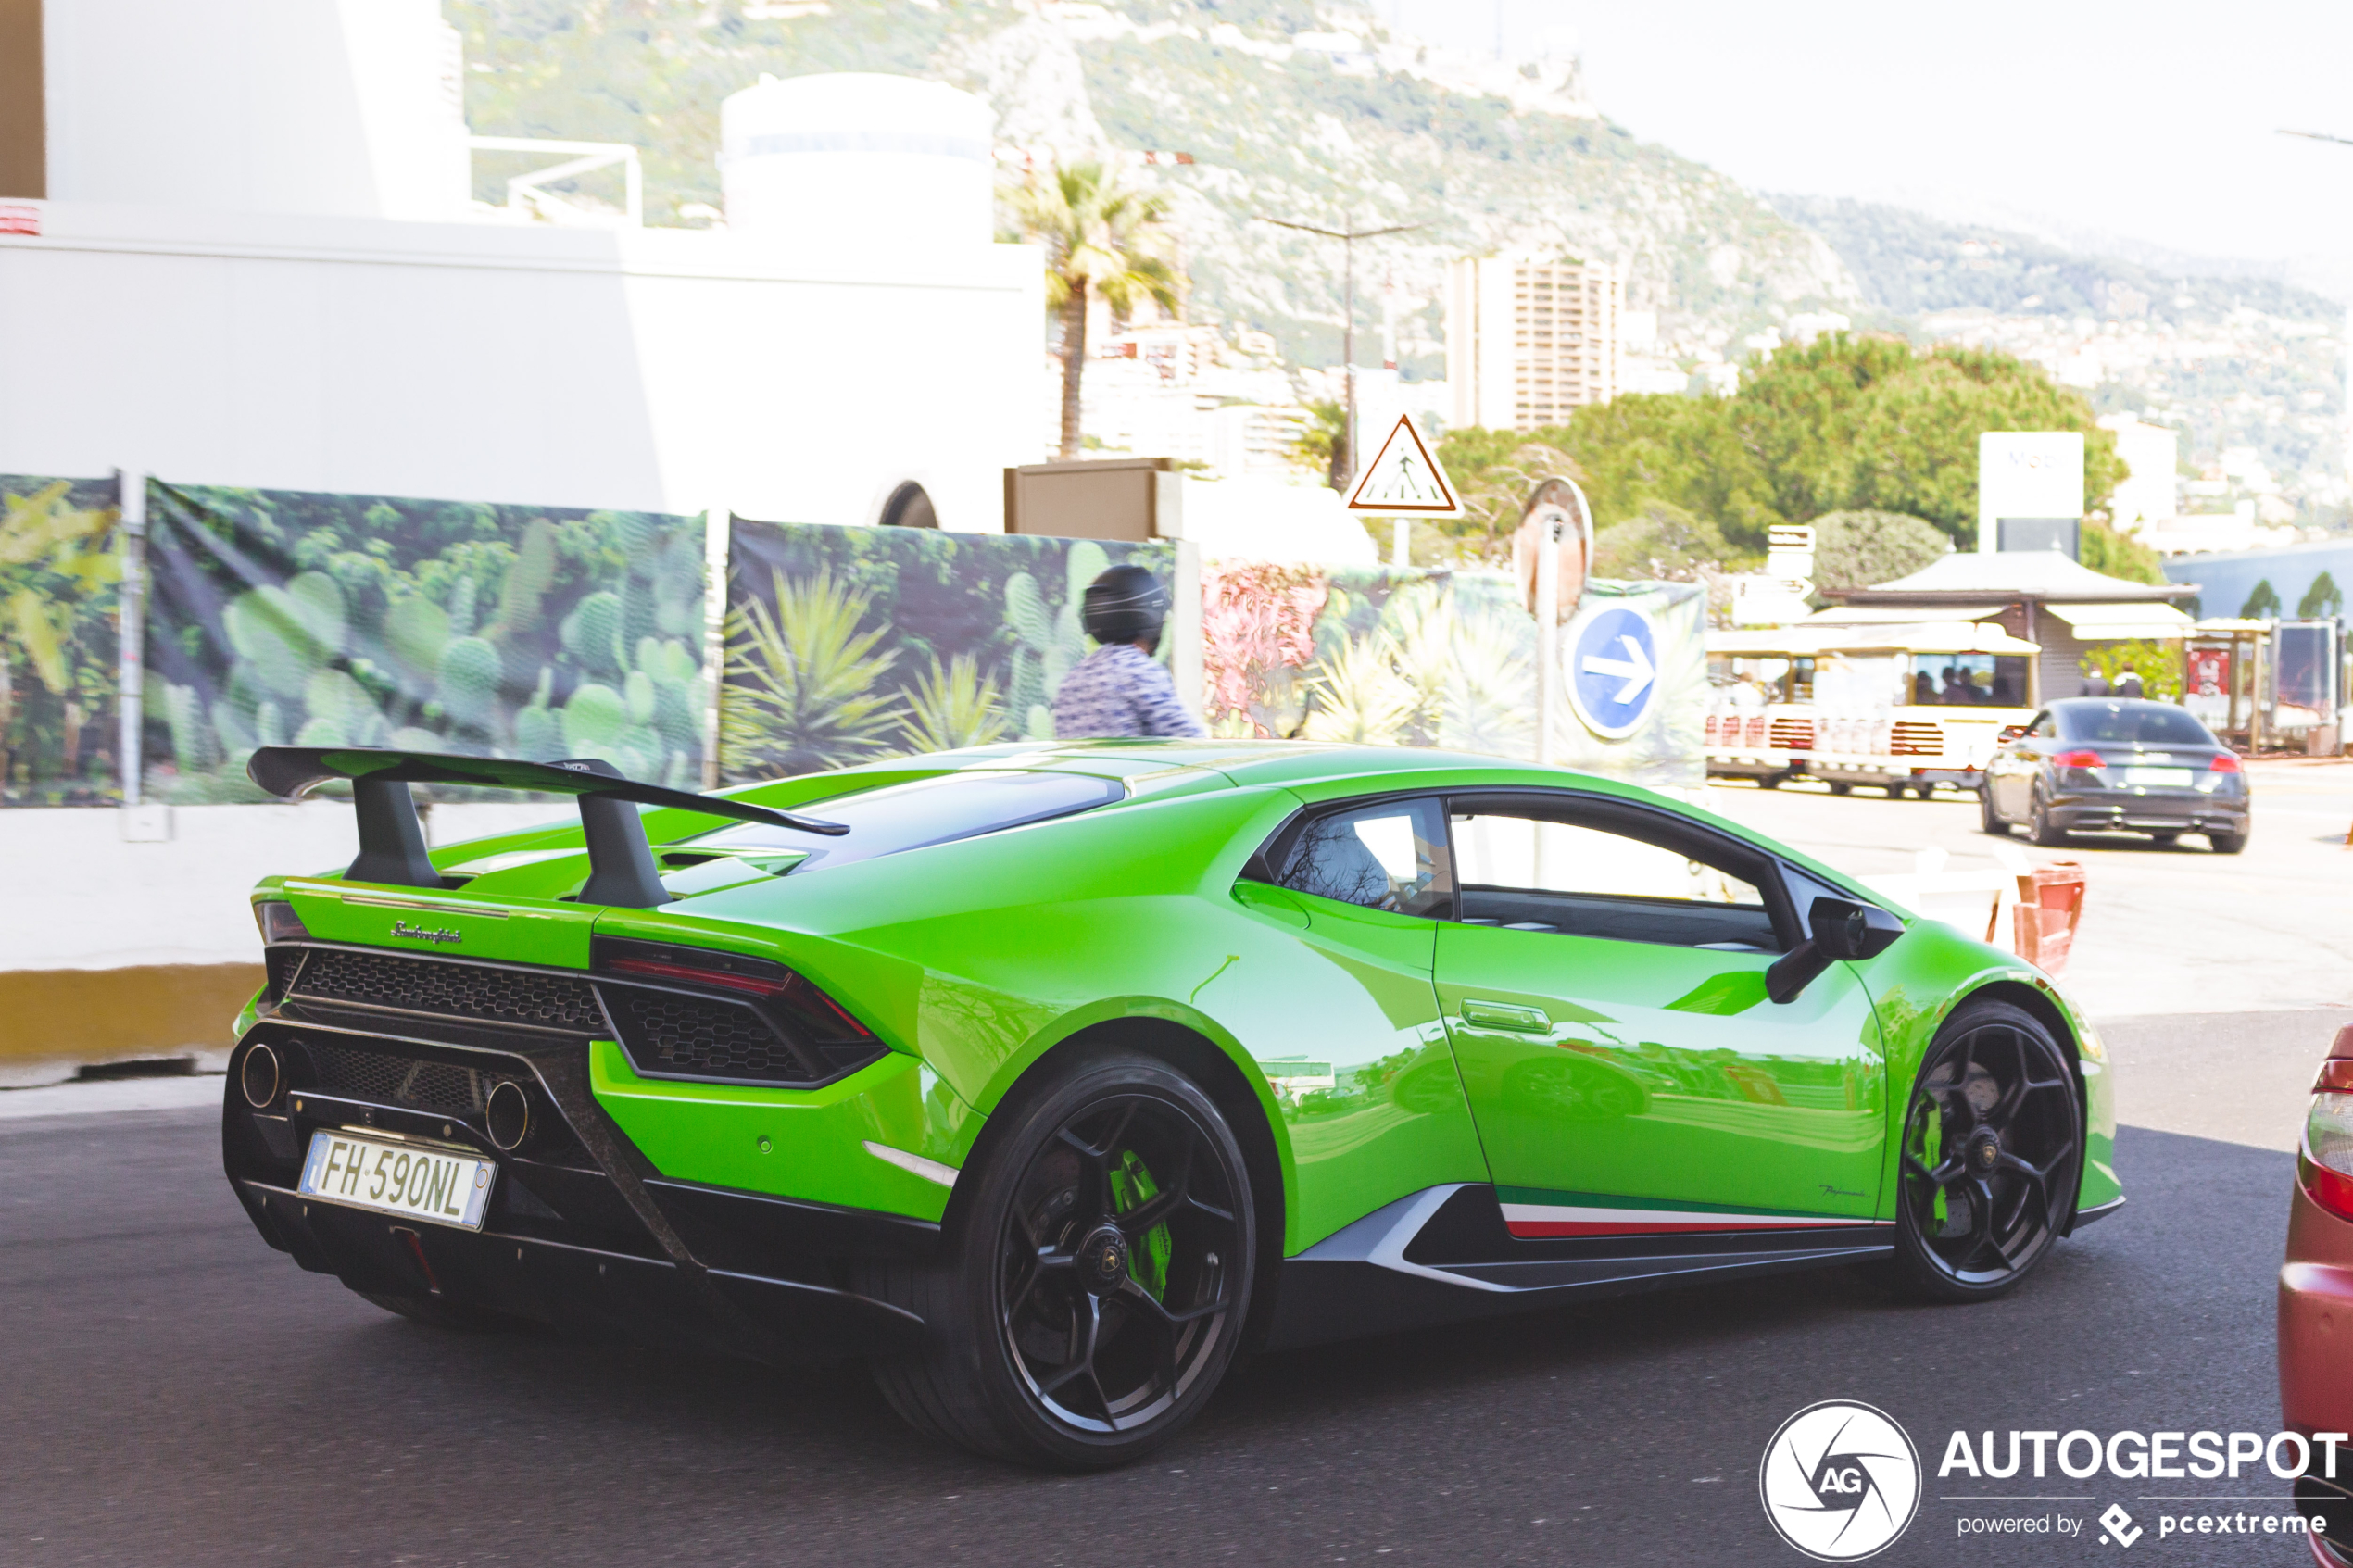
[239,1043,281,1110]
[485,1079,532,1152]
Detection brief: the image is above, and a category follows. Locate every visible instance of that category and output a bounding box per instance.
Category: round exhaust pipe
[239,1043,281,1110]
[485,1080,532,1152]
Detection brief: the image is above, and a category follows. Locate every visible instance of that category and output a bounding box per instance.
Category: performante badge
[1758,1400,1920,1561]
[390,921,462,945]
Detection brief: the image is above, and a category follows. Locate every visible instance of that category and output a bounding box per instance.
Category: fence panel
[143,482,709,801]
[0,473,121,806]
[719,518,1175,782]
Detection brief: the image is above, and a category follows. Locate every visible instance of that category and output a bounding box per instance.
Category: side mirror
[1766,897,1905,1004]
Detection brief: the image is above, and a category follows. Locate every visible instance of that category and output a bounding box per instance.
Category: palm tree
[1001,160,1179,459]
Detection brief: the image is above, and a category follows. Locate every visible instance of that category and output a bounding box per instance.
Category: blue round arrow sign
[1567,605,1661,740]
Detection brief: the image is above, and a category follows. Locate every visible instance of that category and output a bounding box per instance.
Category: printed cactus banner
[1202,561,1705,788]
[0,475,122,806]
[143,482,708,802]
[719,518,1176,782]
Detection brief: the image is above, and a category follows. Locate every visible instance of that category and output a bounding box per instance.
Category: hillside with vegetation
[449,0,1857,374]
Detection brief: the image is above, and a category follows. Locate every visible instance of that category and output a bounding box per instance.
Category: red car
[2283,1023,2353,1562]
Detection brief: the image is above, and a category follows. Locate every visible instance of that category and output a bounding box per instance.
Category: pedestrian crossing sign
[1345,413,1463,516]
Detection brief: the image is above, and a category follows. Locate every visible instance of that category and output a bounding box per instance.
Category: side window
[1448,805,1781,951]
[1275,798,1452,917]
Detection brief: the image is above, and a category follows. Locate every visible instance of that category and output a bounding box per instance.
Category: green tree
[1291,400,1349,492]
[1591,502,1732,580]
[1806,509,1950,595]
[1000,160,1178,460]
[2080,520,2164,584]
[1430,428,1584,564]
[2241,579,2283,619]
[2298,571,2343,619]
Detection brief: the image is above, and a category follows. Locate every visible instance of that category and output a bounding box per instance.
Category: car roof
[895,739,1605,792]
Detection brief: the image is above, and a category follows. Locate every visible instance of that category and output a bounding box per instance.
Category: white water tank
[720,73,995,245]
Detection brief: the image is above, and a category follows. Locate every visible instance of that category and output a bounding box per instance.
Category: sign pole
[1536,519,1559,767]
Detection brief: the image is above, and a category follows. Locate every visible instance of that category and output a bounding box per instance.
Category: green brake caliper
[1108,1148,1171,1301]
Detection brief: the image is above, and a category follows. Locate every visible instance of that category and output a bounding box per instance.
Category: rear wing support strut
[248,746,846,909]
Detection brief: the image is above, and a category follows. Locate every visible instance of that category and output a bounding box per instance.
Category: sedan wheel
[1890,1000,2081,1302]
[866,1051,1253,1468]
[1978,786,2008,836]
[2029,796,2069,847]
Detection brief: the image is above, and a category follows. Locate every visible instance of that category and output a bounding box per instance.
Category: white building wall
[43,0,468,221]
[2098,413,2181,529]
[0,202,1043,530]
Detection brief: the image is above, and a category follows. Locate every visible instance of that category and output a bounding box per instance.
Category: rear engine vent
[601,988,821,1085]
[304,1040,493,1117]
[1891,721,1944,757]
[291,948,603,1032]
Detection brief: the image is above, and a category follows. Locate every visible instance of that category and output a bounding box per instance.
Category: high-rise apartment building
[1446,255,1620,430]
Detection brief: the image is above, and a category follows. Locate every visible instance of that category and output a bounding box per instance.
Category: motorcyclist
[1051,563,1207,739]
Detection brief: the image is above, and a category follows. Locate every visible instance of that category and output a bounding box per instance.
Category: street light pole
[1254,215,1425,492]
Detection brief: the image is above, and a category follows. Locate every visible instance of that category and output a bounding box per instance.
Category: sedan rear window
[682,771,1125,872]
[2054,702,2217,746]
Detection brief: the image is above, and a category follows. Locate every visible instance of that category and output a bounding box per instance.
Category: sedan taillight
[2301,1058,2353,1222]
[2210,751,2243,774]
[2051,748,2106,770]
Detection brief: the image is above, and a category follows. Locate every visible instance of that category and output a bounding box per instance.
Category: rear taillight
[2210,752,2243,774]
[2302,1060,2353,1221]
[2051,749,2106,770]
[254,901,311,944]
[596,939,876,1046]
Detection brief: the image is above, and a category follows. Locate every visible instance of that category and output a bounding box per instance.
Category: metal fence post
[115,468,147,806]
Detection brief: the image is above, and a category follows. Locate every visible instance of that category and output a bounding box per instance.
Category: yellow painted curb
[0,964,263,1066]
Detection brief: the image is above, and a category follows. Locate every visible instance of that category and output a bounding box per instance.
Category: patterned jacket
[1050,643,1208,740]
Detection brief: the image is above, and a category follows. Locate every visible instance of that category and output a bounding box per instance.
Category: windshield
[680,770,1126,873]
[2053,701,2218,746]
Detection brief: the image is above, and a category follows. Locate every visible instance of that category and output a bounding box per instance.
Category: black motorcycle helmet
[1079,563,1171,649]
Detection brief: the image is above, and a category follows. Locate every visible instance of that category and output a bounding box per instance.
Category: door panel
[1436,922,1887,1235]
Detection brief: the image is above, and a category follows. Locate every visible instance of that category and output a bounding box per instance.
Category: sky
[1389,0,2353,274]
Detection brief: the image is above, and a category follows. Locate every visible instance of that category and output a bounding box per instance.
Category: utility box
[1003,458,1183,541]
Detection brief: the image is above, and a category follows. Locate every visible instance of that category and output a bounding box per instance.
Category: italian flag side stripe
[1499,1202,1894,1238]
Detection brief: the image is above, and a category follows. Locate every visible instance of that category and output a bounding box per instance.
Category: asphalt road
[1,1010,2330,1568]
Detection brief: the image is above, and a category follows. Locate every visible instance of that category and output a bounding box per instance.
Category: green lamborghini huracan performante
[222,741,2120,1467]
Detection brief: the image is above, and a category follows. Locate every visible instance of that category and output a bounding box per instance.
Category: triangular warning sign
[1345,414,1463,516]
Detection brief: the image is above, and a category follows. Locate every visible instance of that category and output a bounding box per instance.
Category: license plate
[2122,767,2193,787]
[298,1130,495,1230]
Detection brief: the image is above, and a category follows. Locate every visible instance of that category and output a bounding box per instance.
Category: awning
[2043,602,2196,640]
[1803,605,2008,625]
[1707,622,2039,657]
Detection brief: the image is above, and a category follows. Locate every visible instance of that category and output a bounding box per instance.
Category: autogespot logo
[1760,1400,1923,1562]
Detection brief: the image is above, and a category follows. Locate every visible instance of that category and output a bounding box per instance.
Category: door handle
[1461,999,1551,1033]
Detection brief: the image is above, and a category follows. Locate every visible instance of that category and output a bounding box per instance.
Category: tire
[2145,831,2180,848]
[2029,795,2069,847]
[1828,780,1852,797]
[1888,997,2082,1304]
[1979,786,2009,836]
[351,1288,518,1331]
[865,1050,1255,1469]
[1759,774,1781,790]
[2208,827,2248,855]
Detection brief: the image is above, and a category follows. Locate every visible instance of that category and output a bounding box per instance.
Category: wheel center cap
[1078,1224,1129,1296]
[1969,1130,2002,1173]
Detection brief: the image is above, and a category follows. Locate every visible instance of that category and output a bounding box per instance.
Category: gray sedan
[1982,697,2250,853]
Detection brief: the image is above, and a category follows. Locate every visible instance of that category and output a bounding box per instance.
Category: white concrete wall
[1,801,566,972]
[44,0,468,221]
[0,202,1043,530]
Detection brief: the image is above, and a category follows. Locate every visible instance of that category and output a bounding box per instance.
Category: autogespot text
[1937,1427,2345,1481]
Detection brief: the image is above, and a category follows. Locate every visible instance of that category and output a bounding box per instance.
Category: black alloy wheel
[2029,793,2069,847]
[1889,998,2081,1302]
[1979,785,2007,836]
[865,1051,1254,1468]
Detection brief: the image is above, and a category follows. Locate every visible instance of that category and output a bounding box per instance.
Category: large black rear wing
[247,746,847,909]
